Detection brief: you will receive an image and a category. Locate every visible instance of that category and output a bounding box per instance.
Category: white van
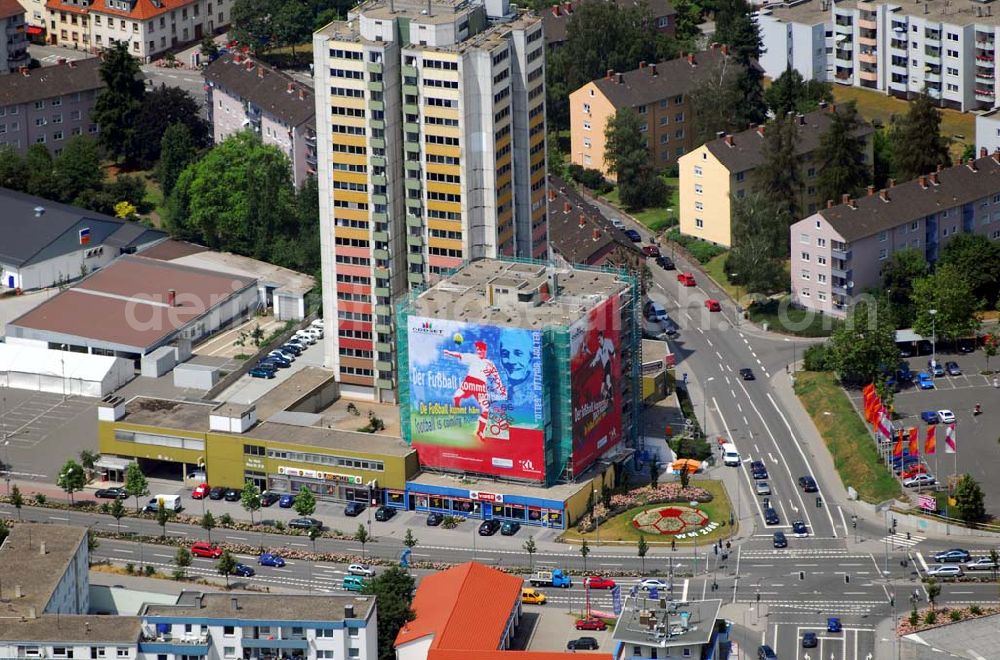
[721,443,741,467]
[143,494,182,513]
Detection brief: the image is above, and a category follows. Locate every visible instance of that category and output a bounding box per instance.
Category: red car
[575,617,608,631]
[191,483,210,499]
[642,245,661,257]
[677,272,696,287]
[191,542,223,558]
[584,575,617,590]
[705,299,721,312]
[901,464,928,479]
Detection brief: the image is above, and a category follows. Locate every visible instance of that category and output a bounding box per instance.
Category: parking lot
[0,390,97,481]
[215,330,325,405]
[513,600,615,653]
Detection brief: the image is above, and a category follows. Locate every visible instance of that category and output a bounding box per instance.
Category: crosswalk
[743,598,887,615]
[740,549,869,559]
[876,532,925,549]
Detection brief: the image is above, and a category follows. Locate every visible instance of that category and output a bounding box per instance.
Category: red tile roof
[431,652,613,660]
[395,563,523,650]
[0,0,24,20]
[45,0,90,16]
[92,0,195,20]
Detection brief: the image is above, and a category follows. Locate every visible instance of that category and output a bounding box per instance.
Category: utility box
[173,363,219,390]
[141,346,177,378]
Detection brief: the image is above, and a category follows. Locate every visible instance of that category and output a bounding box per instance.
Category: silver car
[965,557,998,571]
[755,481,771,496]
[926,565,963,578]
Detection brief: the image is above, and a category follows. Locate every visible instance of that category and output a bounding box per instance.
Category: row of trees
[229,0,357,55]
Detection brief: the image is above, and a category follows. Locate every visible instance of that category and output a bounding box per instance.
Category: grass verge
[601,177,679,232]
[746,296,841,337]
[703,252,740,300]
[560,479,734,545]
[794,372,902,503]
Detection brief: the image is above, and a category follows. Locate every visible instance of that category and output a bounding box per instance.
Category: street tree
[604,108,667,210]
[649,458,659,489]
[523,536,537,572]
[926,578,941,611]
[829,297,899,385]
[0,519,7,545]
[174,546,192,580]
[580,539,591,572]
[680,466,691,488]
[136,85,210,167]
[57,459,86,505]
[240,480,262,526]
[756,114,802,222]
[156,501,171,538]
[953,474,986,524]
[0,145,26,190]
[403,528,418,550]
[200,35,219,60]
[54,136,103,204]
[292,485,316,517]
[157,123,197,197]
[25,144,58,200]
[891,93,951,181]
[308,526,322,553]
[201,511,216,543]
[110,497,126,533]
[713,0,767,127]
[983,333,998,372]
[229,0,282,54]
[217,549,237,588]
[727,192,788,293]
[362,566,416,660]
[764,65,833,116]
[637,535,649,573]
[880,247,927,328]
[272,0,311,55]
[911,264,979,344]
[10,484,23,521]
[87,531,99,558]
[939,233,1000,308]
[816,102,870,204]
[689,57,746,145]
[91,42,146,163]
[354,524,371,560]
[124,462,149,513]
[989,549,999,581]
[79,449,98,479]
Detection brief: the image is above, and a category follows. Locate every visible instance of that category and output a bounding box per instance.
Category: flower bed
[577,483,712,533]
[631,505,711,535]
[897,605,1000,635]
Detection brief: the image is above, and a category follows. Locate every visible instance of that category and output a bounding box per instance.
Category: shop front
[267,466,370,502]
[400,481,567,529]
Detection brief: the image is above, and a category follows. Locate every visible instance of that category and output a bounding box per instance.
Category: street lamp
[729,273,741,326]
[929,309,937,369]
[702,377,715,436]
[592,486,601,547]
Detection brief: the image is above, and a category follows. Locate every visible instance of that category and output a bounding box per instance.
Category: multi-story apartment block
[0,57,103,153]
[569,46,732,177]
[18,0,48,31]
[790,151,1000,317]
[313,0,547,403]
[757,0,832,82]
[204,53,317,187]
[677,105,874,247]
[43,0,231,62]
[759,0,1000,111]
[976,106,1000,154]
[1,0,29,73]
[542,0,676,49]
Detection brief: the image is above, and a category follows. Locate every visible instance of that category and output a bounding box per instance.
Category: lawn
[560,479,735,546]
[601,177,679,232]
[794,371,902,503]
[703,252,739,301]
[830,86,973,161]
[746,295,840,338]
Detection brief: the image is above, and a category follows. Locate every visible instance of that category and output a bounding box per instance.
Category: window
[34,100,44,110]
[818,291,827,301]
[116,650,129,659]
[800,232,811,244]
[223,649,236,659]
[801,252,810,262]
[693,165,703,177]
[244,444,265,456]
[348,650,360,658]
[582,103,590,114]
[223,626,235,637]
[316,629,334,638]
[694,201,703,211]
[695,218,703,228]
[582,121,591,131]
[817,238,826,247]
[53,131,63,141]
[879,231,887,241]
[817,256,827,265]
[879,247,888,259]
[801,270,810,280]
[583,138,591,148]
[735,171,745,182]
[694,184,703,195]
[801,288,811,297]
[817,274,827,283]
[347,628,359,638]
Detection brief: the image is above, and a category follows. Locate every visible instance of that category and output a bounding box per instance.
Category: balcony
[859,18,877,30]
[977,40,995,51]
[858,51,877,64]
[977,54,995,66]
[241,639,309,650]
[835,50,853,63]
[859,34,877,47]
[831,247,851,260]
[976,88,995,100]
[890,38,907,50]
[924,30,941,42]
[859,69,878,82]
[830,266,851,279]
[924,48,941,61]
[976,72,995,82]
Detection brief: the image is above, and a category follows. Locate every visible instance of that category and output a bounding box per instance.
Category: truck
[529,569,573,588]
[142,494,182,513]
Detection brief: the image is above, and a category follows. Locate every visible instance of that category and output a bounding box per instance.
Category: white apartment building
[976,106,1000,153]
[313,0,547,402]
[758,0,832,82]
[758,0,1000,111]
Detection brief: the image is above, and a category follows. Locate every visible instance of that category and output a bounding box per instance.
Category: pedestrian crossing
[741,598,887,615]
[740,549,868,559]
[876,532,925,549]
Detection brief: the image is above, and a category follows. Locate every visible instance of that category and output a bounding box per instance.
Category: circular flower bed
[631,505,713,535]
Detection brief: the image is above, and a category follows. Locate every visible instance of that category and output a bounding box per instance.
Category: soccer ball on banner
[453,333,463,344]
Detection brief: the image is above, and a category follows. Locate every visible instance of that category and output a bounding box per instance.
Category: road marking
[680,579,689,601]
[743,416,749,426]
[915,552,929,573]
[48,516,69,521]
[228,536,248,541]
[737,403,743,413]
[154,553,173,559]
[112,548,133,554]
[706,338,714,347]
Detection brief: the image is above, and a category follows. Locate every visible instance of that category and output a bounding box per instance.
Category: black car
[764,507,780,525]
[772,532,787,548]
[799,475,818,492]
[223,489,241,502]
[739,368,755,381]
[259,357,290,369]
[751,460,769,480]
[478,519,502,536]
[426,512,444,526]
[288,517,323,530]
[260,491,281,507]
[567,637,599,651]
[655,255,675,270]
[500,521,521,536]
[280,343,303,356]
[374,506,395,521]
[234,563,256,577]
[757,645,778,660]
[209,486,227,500]
[623,229,642,242]
[345,501,366,517]
[802,632,818,648]
[95,487,128,499]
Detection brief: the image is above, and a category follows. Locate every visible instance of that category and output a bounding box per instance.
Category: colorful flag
[862,383,875,399]
[908,427,919,456]
[877,409,892,440]
[892,436,903,458]
[866,397,881,423]
[944,423,957,454]
[925,425,936,455]
[79,227,91,245]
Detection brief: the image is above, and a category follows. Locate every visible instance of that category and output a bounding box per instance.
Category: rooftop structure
[612,596,725,655]
[143,591,376,622]
[0,57,102,106]
[0,523,89,619]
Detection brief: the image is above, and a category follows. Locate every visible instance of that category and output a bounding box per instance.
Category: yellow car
[521,587,547,605]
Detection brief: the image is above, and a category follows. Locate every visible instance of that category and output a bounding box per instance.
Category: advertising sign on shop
[277,466,361,484]
[406,316,546,480]
[470,491,503,503]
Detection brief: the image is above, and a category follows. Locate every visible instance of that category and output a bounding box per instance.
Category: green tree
[174,545,192,580]
[0,144,26,190]
[156,500,171,538]
[201,511,216,542]
[649,458,659,489]
[229,0,283,54]
[989,548,999,581]
[79,449,99,478]
[580,538,591,572]
[816,102,870,204]
[764,65,833,116]
[671,0,702,51]
[926,578,941,612]
[637,535,649,573]
[87,530,99,557]
[403,528,418,550]
[689,56,746,145]
[880,247,927,328]
[523,535,537,572]
[953,474,986,523]
[829,297,899,385]
[727,192,788,294]
[217,549,237,588]
[604,108,667,210]
[0,519,7,546]
[157,123,197,198]
[91,42,146,163]
[240,480,262,525]
[110,497,126,533]
[680,466,691,488]
[308,525,322,553]
[292,485,316,516]
[755,114,802,223]
[939,233,1000,308]
[135,85,210,167]
[983,333,998,372]
[124,462,149,513]
[911,264,979,344]
[272,0,311,54]
[54,136,103,203]
[362,566,416,660]
[354,523,371,560]
[891,93,951,181]
[10,484,23,521]
[57,459,86,505]
[713,0,767,127]
[200,35,219,60]
[25,144,57,200]
[872,127,894,189]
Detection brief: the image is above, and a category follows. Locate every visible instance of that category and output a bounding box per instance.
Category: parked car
[934,549,971,563]
[624,229,642,242]
[258,553,286,567]
[920,410,939,424]
[640,578,670,591]
[764,508,780,525]
[269,350,295,362]
[926,565,963,578]
[937,409,956,423]
[95,487,128,499]
[792,521,808,537]
[567,637,599,651]
[292,332,316,345]
[426,512,444,526]
[751,460,769,480]
[677,272,696,287]
[655,255,675,270]
[928,359,945,377]
[310,319,325,330]
[584,576,616,590]
[827,618,842,633]
[345,502,366,517]
[739,368,755,380]
[223,489,241,502]
[642,244,661,257]
[259,356,290,369]
[917,372,935,389]
[897,362,913,382]
[772,531,787,548]
[966,557,999,571]
[374,506,395,521]
[799,475,818,492]
[945,361,962,376]
[209,486,226,500]
[288,517,322,530]
[478,519,502,536]
[521,587,547,604]
[348,563,376,577]
[234,563,256,577]
[802,632,818,648]
[191,483,210,499]
[575,617,608,631]
[191,542,223,558]
[705,298,721,312]
[755,481,771,496]
[249,366,276,379]
[609,217,625,229]
[757,645,778,660]
[644,300,668,322]
[279,493,295,508]
[260,491,280,507]
[903,474,936,488]
[900,464,929,480]
[500,521,521,536]
[279,343,302,356]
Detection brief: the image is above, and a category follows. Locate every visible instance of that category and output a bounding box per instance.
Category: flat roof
[613,597,723,648]
[0,523,86,619]
[143,591,375,622]
[166,248,315,297]
[254,367,338,420]
[407,258,629,329]
[7,255,256,353]
[408,471,592,501]
[757,0,830,26]
[0,615,143,643]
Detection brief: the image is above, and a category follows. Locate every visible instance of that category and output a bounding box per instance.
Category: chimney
[981,146,988,158]
[721,44,729,56]
[33,206,45,217]
[968,159,978,172]
[578,214,586,229]
[547,188,556,201]
[867,185,875,196]
[68,60,76,68]
[724,134,733,147]
[716,131,725,139]
[639,61,647,68]
[826,199,834,208]
[563,201,571,213]
[687,53,695,65]
[797,113,806,125]
[287,82,295,93]
[818,100,828,109]
[231,597,240,611]
[937,163,943,172]
[889,178,896,188]
[993,148,1000,164]
[167,289,177,306]
[551,4,559,15]
[930,172,939,185]
[39,542,46,556]
[650,64,657,76]
[298,88,305,100]
[879,188,890,202]
[15,584,22,598]
[28,607,36,619]
[345,604,355,618]
[57,57,66,65]
[841,193,850,205]
[233,52,242,64]
[245,60,253,72]
[606,69,614,80]
[848,198,857,209]
[919,175,928,189]
[592,228,601,241]
[20,67,29,76]
[257,65,265,79]
[563,1,572,12]
[616,73,624,84]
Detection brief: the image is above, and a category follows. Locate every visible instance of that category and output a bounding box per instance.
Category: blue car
[249,366,276,379]
[258,553,286,567]
[279,493,295,508]
[624,229,642,242]
[920,410,939,424]
[234,563,255,577]
[827,617,842,633]
[916,372,935,389]
[928,360,945,377]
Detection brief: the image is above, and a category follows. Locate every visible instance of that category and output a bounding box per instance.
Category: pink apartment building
[790,150,1000,317]
[0,57,102,153]
[1,0,29,73]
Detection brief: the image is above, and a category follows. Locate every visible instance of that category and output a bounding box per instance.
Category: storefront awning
[95,455,132,470]
[26,26,43,35]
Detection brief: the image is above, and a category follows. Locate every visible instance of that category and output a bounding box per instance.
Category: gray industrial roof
[0,523,87,619]
[143,591,375,622]
[613,597,723,648]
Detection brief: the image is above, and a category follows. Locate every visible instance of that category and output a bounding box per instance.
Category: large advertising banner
[569,294,623,473]
[406,316,546,481]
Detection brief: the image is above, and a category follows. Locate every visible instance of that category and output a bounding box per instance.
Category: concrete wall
[976,113,1000,155]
